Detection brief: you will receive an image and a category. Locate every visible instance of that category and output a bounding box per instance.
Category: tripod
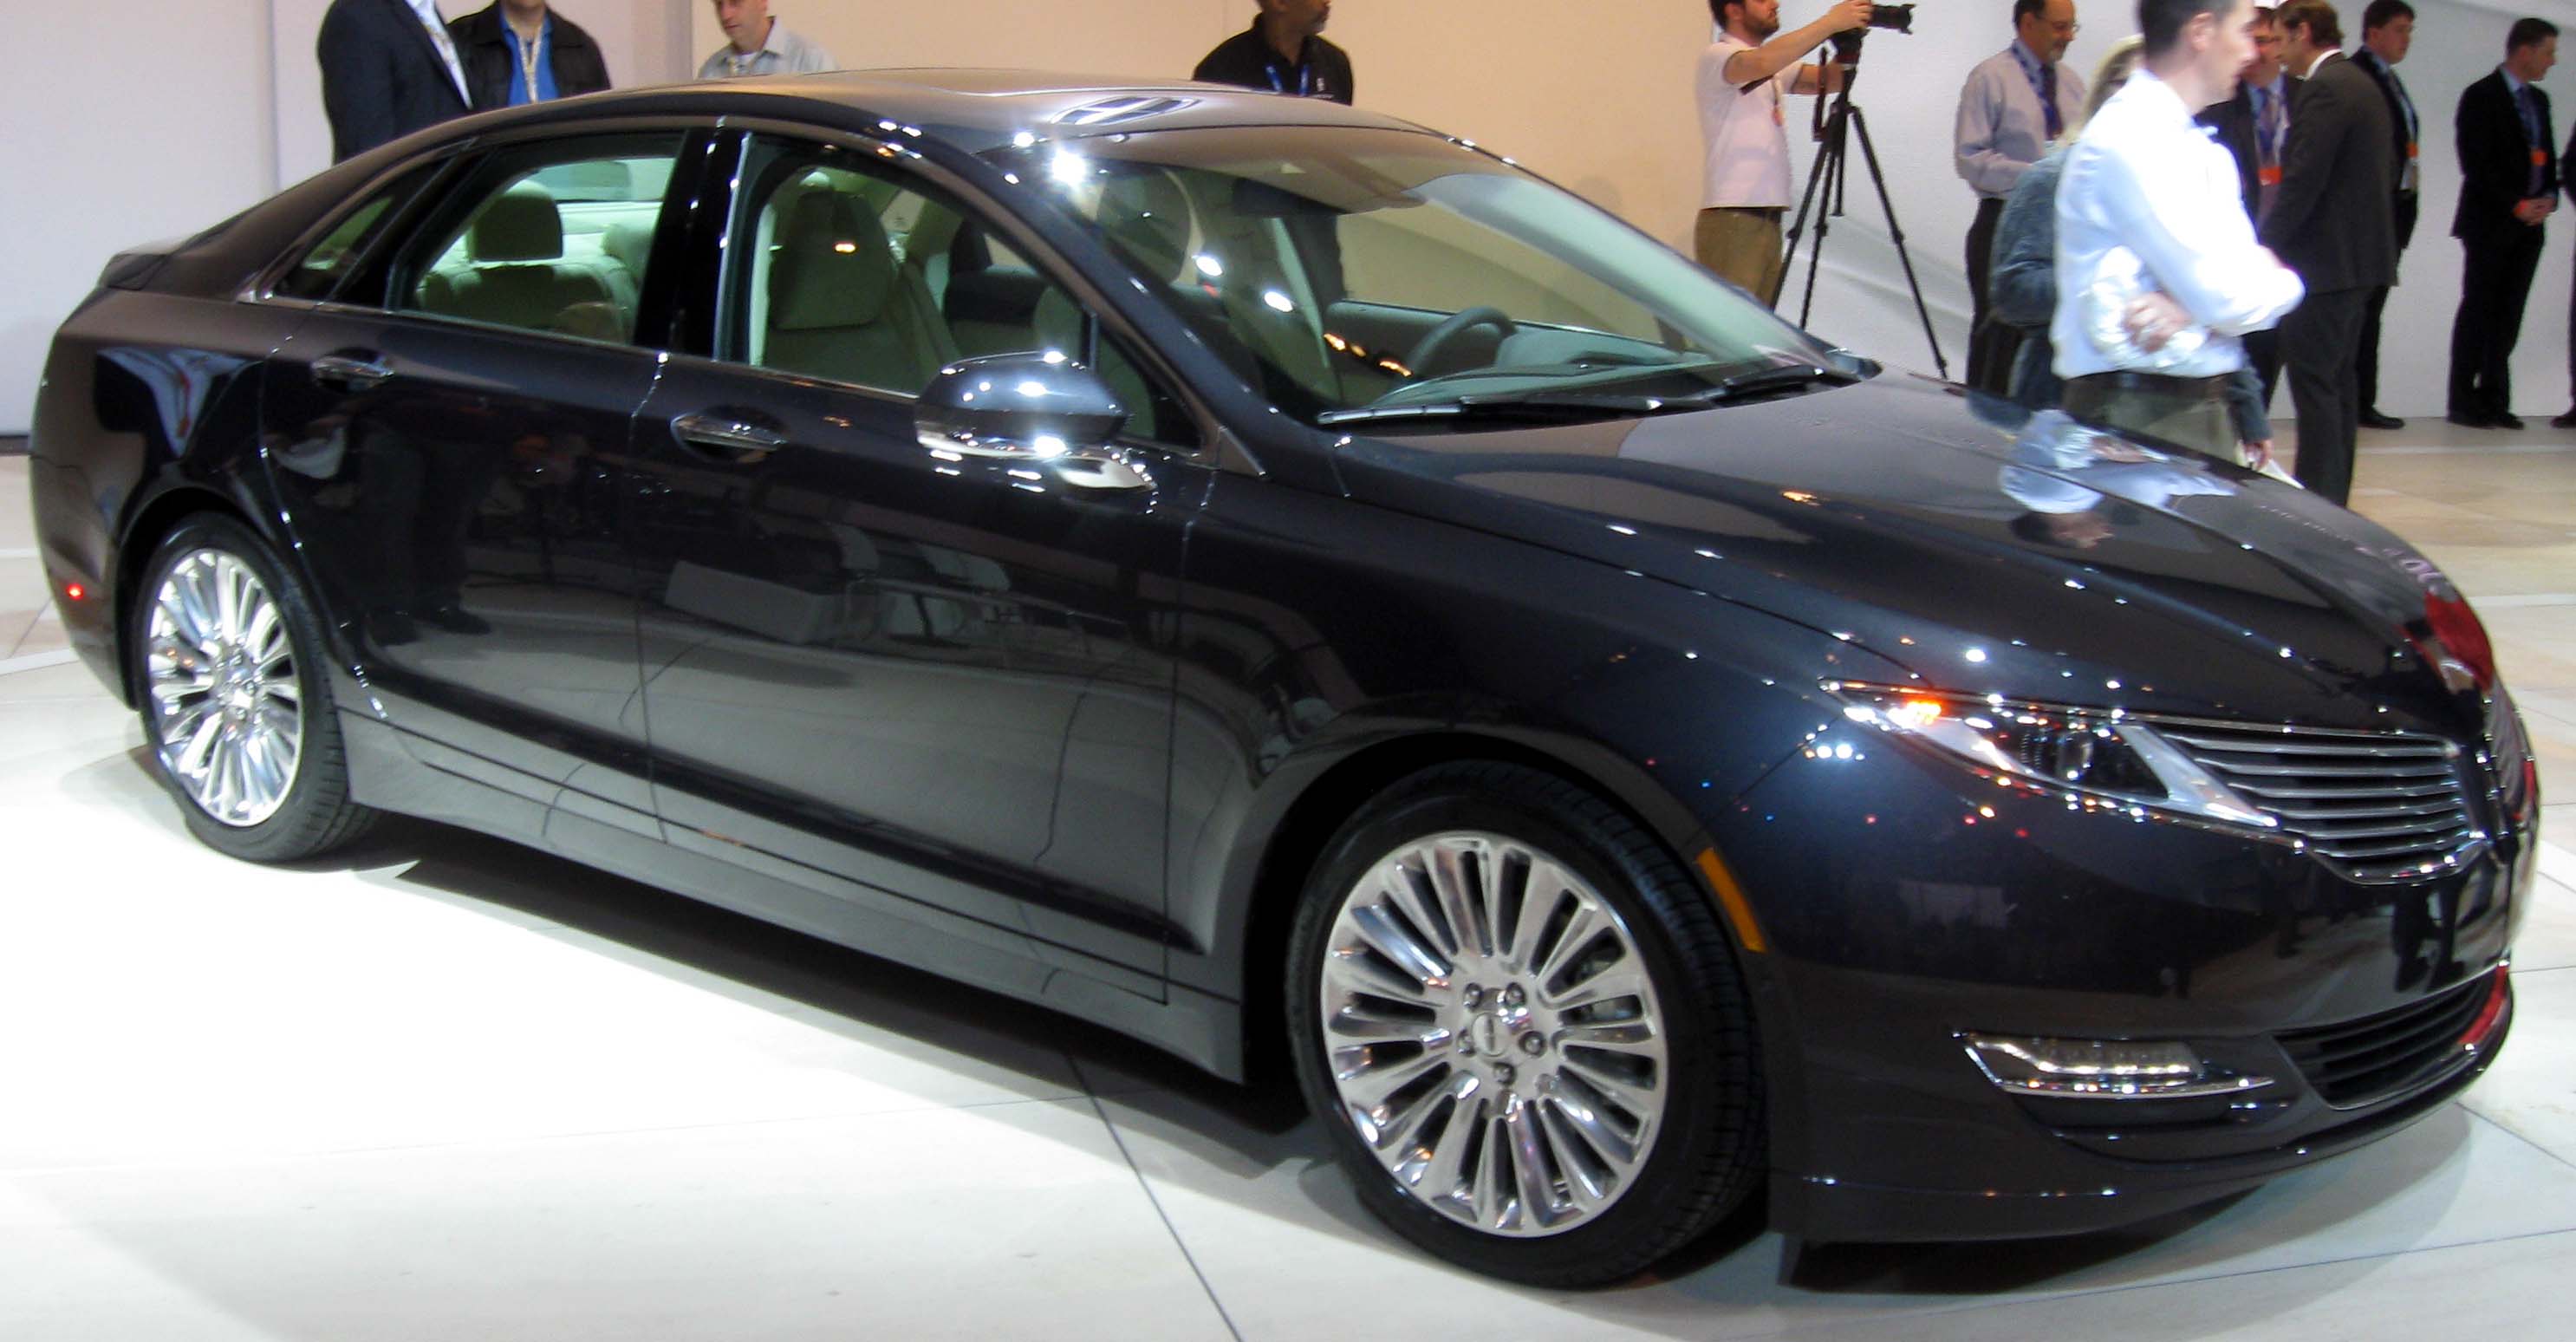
[1779,42,1949,379]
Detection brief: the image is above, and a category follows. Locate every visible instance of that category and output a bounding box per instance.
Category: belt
[2070,371,2230,402]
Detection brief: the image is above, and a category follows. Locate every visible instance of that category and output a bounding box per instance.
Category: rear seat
[417,182,637,339]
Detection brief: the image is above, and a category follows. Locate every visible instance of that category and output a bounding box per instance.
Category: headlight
[1828,682,2277,831]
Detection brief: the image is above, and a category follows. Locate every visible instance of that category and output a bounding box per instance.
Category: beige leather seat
[420,183,621,336]
[764,190,958,394]
[1034,170,1238,440]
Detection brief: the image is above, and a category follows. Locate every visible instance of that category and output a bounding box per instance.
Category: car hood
[1330,375,2491,733]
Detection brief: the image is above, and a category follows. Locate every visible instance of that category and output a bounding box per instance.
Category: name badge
[2534,148,2550,167]
[2406,141,2419,160]
[2259,166,2282,186]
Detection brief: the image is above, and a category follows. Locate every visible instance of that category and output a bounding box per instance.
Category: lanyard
[514,25,546,103]
[1264,56,1316,98]
[2007,42,2057,134]
[2254,83,2287,163]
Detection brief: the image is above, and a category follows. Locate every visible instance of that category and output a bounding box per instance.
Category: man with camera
[1957,0,2087,394]
[1695,0,1876,303]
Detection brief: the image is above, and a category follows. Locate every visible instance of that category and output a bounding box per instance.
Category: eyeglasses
[2052,21,2082,36]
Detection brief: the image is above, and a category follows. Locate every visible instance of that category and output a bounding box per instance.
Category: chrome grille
[2152,721,2482,880]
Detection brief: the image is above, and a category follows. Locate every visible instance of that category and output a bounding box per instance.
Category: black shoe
[413,603,493,635]
[2552,408,2576,429]
[2445,411,2494,428]
[2358,408,2405,430]
[2493,412,2527,429]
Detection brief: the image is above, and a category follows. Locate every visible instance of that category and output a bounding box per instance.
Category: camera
[1867,3,1916,33]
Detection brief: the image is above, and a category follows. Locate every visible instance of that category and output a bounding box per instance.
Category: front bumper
[1716,726,2533,1243]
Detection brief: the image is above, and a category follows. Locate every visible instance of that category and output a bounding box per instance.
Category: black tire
[130,513,382,862]
[1285,761,1764,1287]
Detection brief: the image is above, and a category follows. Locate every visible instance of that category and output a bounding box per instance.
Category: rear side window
[272,166,439,302]
[384,134,686,346]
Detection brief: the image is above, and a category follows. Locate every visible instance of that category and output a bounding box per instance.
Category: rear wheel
[1285,762,1763,1286]
[132,514,381,861]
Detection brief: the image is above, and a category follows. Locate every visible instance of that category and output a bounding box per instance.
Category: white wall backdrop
[0,0,692,435]
[8,1,2576,434]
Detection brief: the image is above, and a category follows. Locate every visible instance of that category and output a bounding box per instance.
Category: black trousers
[1964,197,2020,394]
[2449,229,2545,420]
[2283,286,2369,505]
[2358,193,2417,413]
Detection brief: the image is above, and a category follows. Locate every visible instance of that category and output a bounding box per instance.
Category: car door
[263,129,703,826]
[628,131,1208,993]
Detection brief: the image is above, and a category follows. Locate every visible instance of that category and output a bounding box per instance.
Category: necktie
[420,3,468,102]
[2255,86,2283,221]
[2039,62,2062,139]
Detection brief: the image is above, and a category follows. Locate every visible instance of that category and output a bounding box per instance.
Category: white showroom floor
[3,431,2573,1341]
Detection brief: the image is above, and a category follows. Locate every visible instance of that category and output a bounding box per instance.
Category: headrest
[472,182,564,263]
[1098,171,1194,283]
[601,220,654,277]
[770,189,897,331]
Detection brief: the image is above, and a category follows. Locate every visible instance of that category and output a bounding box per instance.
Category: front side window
[988,127,1841,427]
[725,138,1199,446]
[387,134,683,344]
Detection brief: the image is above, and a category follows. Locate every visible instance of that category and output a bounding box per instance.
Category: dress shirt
[2052,71,2305,380]
[697,19,836,79]
[1955,41,2089,199]
[407,0,471,103]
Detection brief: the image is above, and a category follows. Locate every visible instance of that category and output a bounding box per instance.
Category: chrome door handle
[311,355,394,391]
[670,412,788,458]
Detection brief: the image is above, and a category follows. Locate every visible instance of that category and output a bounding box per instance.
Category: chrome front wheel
[1287,763,1763,1287]
[145,549,304,827]
[1317,832,1670,1237]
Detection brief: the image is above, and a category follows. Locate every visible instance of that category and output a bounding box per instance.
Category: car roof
[483,68,1435,154]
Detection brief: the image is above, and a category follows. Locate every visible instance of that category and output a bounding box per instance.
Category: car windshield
[986,126,1846,428]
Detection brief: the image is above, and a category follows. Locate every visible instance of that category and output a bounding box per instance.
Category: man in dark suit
[449,2,612,110]
[2200,4,2290,405]
[2262,1,2397,505]
[2449,19,2559,430]
[2350,1,2420,429]
[318,0,472,162]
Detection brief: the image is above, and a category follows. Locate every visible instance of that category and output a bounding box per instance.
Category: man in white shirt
[699,0,837,79]
[2053,0,2305,458]
[318,0,473,162]
[1956,0,2086,394]
[1694,0,1874,304]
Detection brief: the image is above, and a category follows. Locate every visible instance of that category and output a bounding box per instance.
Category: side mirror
[915,352,1144,489]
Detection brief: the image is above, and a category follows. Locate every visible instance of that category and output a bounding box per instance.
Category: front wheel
[1285,762,1764,1286]
[131,514,381,861]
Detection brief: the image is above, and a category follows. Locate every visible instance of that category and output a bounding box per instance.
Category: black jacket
[2349,48,2420,249]
[2198,84,2264,225]
[1193,23,1354,105]
[448,4,612,111]
[2261,55,2397,293]
[2453,70,2557,244]
[318,0,472,163]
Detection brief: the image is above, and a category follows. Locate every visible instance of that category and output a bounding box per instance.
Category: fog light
[1966,1033,2274,1099]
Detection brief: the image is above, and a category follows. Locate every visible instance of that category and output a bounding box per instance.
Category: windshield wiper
[1316,392,1678,427]
[1697,363,1861,401]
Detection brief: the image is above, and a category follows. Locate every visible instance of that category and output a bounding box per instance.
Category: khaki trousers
[1695,207,1786,307]
[2062,376,2236,460]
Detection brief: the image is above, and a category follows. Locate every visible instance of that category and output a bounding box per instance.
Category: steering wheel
[1403,306,1519,379]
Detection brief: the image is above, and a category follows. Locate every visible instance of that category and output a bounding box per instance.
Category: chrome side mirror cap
[914,352,1145,489]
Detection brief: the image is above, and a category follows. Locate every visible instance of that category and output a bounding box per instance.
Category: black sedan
[26,71,2537,1287]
